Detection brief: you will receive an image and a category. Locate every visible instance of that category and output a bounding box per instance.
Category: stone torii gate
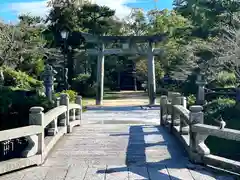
[81,33,166,105]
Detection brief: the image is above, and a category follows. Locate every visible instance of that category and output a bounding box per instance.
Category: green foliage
[0,88,13,114]
[47,0,80,33]
[1,66,43,90]
[174,0,240,38]
[204,98,236,121]
[147,9,191,36]
[71,74,95,97]
[78,4,115,35]
[0,87,54,130]
[33,59,45,77]
[136,58,164,82]
[0,15,46,77]
[216,71,237,87]
[123,8,148,36]
[204,97,240,160]
[55,89,77,102]
[73,73,90,82]
[187,94,196,107]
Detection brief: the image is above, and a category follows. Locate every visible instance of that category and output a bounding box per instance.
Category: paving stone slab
[105,165,129,180]
[0,106,236,180]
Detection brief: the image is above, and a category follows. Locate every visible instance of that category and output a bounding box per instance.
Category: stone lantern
[42,64,57,101]
[196,74,207,105]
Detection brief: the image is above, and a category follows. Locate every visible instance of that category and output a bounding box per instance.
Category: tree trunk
[67,48,74,86]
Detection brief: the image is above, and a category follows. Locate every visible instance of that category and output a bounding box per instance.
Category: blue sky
[0,0,173,23]
[127,0,173,11]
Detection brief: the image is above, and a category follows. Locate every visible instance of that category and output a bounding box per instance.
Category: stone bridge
[0,93,239,180]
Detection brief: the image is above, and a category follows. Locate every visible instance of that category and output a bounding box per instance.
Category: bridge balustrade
[0,94,82,175]
[160,92,240,174]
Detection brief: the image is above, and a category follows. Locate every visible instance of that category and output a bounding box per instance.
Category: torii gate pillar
[147,41,156,105]
[96,43,104,105]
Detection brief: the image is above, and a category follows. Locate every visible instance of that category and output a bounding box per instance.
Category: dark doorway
[120,71,134,90]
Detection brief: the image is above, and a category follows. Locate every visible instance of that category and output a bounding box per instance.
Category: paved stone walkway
[0,106,236,180]
[83,106,161,124]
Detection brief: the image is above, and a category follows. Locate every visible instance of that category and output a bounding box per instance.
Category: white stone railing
[160,92,240,174]
[0,93,82,175]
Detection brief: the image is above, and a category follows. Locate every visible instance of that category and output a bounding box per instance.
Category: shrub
[55,90,78,102]
[187,94,196,107]
[0,87,54,130]
[71,73,95,97]
[73,73,90,82]
[216,71,237,87]
[203,97,240,161]
[0,66,43,90]
[0,87,13,114]
[156,87,168,95]
[204,97,236,118]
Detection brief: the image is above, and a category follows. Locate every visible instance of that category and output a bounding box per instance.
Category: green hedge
[55,90,78,102]
[71,73,95,97]
[204,98,240,161]
[1,66,43,90]
[0,67,53,130]
[0,87,54,130]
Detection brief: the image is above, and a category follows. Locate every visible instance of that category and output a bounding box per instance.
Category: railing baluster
[47,117,58,136]
[75,96,82,125]
[60,94,69,132]
[160,95,167,126]
[71,109,76,121]
[180,96,189,135]
[69,109,74,121]
[171,94,181,132]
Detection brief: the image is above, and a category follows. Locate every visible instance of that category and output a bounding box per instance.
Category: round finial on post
[30,107,44,113]
[75,95,82,105]
[60,93,69,99]
[160,95,167,103]
[190,105,203,112]
[172,95,182,105]
[189,105,204,124]
[60,93,69,106]
[29,106,44,126]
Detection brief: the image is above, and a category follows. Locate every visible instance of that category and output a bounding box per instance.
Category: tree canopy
[1,0,240,91]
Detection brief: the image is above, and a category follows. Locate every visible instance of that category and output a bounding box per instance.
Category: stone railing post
[22,107,44,162]
[180,96,189,135]
[189,105,210,163]
[170,93,181,132]
[60,93,69,132]
[75,96,82,125]
[160,95,168,126]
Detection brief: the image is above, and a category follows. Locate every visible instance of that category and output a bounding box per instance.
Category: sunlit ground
[83,91,161,106]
